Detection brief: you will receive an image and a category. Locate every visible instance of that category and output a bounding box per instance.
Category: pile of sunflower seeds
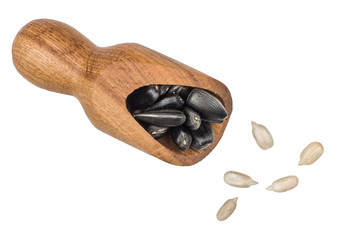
[217,122,324,221]
[126,85,228,151]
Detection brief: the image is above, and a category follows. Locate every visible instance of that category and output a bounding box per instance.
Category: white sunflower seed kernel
[251,121,274,150]
[299,141,324,166]
[224,171,258,188]
[216,197,238,221]
[266,176,299,193]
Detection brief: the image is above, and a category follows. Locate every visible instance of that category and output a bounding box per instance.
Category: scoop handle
[12,19,96,95]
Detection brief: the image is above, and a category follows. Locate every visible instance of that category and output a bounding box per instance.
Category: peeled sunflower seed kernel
[266,176,299,193]
[299,141,324,166]
[251,121,273,150]
[216,197,238,221]
[133,109,186,127]
[186,89,228,123]
[224,171,258,188]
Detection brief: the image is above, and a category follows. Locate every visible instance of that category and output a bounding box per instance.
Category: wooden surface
[12,19,233,166]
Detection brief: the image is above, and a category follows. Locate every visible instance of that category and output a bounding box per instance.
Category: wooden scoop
[12,19,233,166]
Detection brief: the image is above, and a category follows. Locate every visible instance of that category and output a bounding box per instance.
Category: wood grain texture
[12,19,233,166]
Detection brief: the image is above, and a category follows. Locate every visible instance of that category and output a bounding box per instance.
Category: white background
[1,0,339,239]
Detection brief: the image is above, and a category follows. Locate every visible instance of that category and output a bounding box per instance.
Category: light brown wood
[12,19,233,166]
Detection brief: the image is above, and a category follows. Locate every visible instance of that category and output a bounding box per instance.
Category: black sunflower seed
[171,126,192,151]
[166,85,192,99]
[158,85,171,95]
[183,106,201,131]
[145,95,184,111]
[126,85,160,111]
[191,121,214,151]
[133,109,186,127]
[186,89,227,123]
[145,124,169,139]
